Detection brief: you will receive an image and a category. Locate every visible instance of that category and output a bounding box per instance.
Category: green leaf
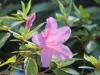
[0,4,19,16]
[9,30,25,41]
[73,3,80,16]
[0,33,10,48]
[94,0,100,4]
[17,10,25,18]
[84,54,91,62]
[53,68,68,75]
[62,68,80,75]
[89,56,99,66]
[25,0,31,15]
[83,24,97,31]
[0,56,16,67]
[11,21,24,28]
[52,58,81,68]
[21,1,26,14]
[79,6,90,21]
[24,57,38,75]
[31,2,52,12]
[0,16,20,20]
[58,0,66,17]
[78,66,94,69]
[85,40,97,53]
[84,54,99,67]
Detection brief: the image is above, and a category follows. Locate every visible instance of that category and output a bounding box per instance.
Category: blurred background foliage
[0,0,100,75]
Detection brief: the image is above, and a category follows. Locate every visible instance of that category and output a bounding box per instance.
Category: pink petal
[45,17,58,37]
[32,33,45,47]
[53,44,73,60]
[25,13,36,29]
[46,26,71,43]
[41,48,52,67]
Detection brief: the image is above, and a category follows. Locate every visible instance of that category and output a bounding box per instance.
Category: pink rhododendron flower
[25,13,36,29]
[32,17,73,67]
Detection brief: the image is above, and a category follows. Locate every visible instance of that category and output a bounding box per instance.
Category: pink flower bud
[25,13,36,29]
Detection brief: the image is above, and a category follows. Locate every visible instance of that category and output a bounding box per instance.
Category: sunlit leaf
[84,54,99,67]
[0,56,16,67]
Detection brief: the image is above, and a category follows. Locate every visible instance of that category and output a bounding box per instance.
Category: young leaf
[25,0,31,15]
[21,1,26,14]
[58,0,66,17]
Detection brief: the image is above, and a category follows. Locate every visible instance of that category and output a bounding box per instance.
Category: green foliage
[0,0,100,74]
[0,33,10,48]
[53,68,68,75]
[31,2,53,12]
[84,54,100,70]
[0,56,16,67]
[94,0,100,4]
[24,57,38,75]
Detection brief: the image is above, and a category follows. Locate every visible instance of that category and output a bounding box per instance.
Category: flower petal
[32,33,45,47]
[45,17,58,37]
[41,48,52,67]
[53,44,73,60]
[47,26,71,43]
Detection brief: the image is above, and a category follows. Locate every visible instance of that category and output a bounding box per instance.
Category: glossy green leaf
[53,68,68,75]
[78,66,94,69]
[62,68,80,75]
[52,58,81,68]
[85,40,97,53]
[24,57,38,75]
[0,33,10,48]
